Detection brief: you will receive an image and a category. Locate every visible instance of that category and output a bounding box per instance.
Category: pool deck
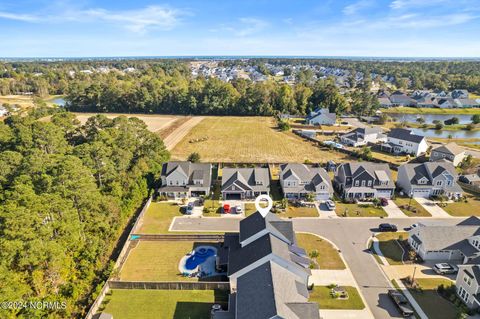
[178,245,220,278]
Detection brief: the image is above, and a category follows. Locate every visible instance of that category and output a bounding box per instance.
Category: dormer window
[355,180,359,186]
[361,180,366,186]
[435,181,443,186]
[256,181,263,185]
[367,180,372,187]
[169,180,173,186]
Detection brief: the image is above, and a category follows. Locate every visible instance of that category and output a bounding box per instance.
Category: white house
[340,127,387,147]
[279,163,333,200]
[381,128,428,156]
[306,108,336,126]
[456,264,480,309]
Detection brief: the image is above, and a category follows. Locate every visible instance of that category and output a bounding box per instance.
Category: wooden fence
[129,233,225,241]
[459,181,480,195]
[108,280,230,291]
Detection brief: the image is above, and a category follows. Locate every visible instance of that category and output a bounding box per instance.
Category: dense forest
[0,58,479,116]
[0,109,169,318]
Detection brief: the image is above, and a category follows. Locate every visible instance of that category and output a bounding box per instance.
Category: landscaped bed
[404,278,457,319]
[119,241,219,281]
[443,192,480,216]
[101,289,228,319]
[375,232,408,265]
[296,233,345,269]
[335,202,387,217]
[309,286,365,310]
[137,202,183,234]
[394,197,431,217]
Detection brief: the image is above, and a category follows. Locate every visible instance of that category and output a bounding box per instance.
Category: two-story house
[397,162,463,199]
[306,108,336,126]
[334,162,395,199]
[430,142,466,167]
[389,91,415,106]
[455,264,480,309]
[279,163,333,200]
[408,217,480,263]
[221,167,270,200]
[340,127,387,147]
[158,161,212,199]
[381,128,428,156]
[213,212,319,319]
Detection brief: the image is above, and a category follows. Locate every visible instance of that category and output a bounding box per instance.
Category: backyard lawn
[443,192,480,216]
[406,278,457,319]
[394,197,431,217]
[309,286,365,310]
[371,150,408,165]
[101,289,228,319]
[296,233,345,269]
[375,232,408,265]
[335,203,387,217]
[137,202,183,234]
[171,116,352,163]
[119,241,205,281]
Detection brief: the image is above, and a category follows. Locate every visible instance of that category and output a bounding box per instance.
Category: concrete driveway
[414,197,452,218]
[383,200,408,218]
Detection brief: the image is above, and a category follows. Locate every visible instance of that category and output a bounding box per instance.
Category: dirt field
[171,116,352,163]
[73,113,180,132]
[163,117,205,150]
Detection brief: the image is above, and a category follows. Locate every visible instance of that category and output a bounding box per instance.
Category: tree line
[0,109,169,318]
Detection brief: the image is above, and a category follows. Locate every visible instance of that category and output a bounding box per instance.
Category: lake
[389,113,474,124]
[410,128,480,139]
[48,97,66,106]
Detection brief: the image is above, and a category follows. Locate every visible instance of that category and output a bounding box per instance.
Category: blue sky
[0,0,479,57]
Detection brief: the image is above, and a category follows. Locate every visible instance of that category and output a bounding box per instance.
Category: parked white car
[325,200,336,211]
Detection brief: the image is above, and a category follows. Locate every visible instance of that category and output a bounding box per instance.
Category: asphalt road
[171,216,462,319]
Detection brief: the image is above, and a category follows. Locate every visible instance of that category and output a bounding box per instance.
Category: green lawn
[375,232,408,265]
[202,199,222,216]
[120,241,209,281]
[406,278,457,319]
[297,233,345,269]
[443,192,480,216]
[277,205,319,218]
[101,289,228,319]
[309,286,365,310]
[245,203,257,216]
[371,151,408,165]
[137,202,183,234]
[394,197,431,217]
[336,203,387,217]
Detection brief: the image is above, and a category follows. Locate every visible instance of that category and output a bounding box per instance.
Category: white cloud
[0,5,186,33]
[390,0,450,10]
[343,0,374,15]
[235,17,268,36]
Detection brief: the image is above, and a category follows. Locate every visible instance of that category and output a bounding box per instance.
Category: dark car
[379,223,397,232]
[388,290,414,317]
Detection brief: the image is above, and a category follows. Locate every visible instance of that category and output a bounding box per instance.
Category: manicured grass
[335,203,387,217]
[443,192,480,216]
[277,205,319,218]
[202,199,222,216]
[120,241,206,281]
[102,289,228,319]
[245,203,256,216]
[406,278,457,319]
[309,286,365,310]
[297,233,346,270]
[171,116,352,163]
[375,232,408,265]
[394,197,431,217]
[383,107,480,115]
[137,202,183,234]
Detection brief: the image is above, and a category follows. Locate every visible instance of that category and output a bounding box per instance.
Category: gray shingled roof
[280,163,332,194]
[239,212,294,244]
[337,162,395,189]
[413,225,480,251]
[432,142,465,156]
[400,162,459,189]
[161,161,212,188]
[388,128,425,143]
[221,167,270,193]
[235,261,320,319]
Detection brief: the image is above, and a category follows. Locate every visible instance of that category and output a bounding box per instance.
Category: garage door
[316,193,330,201]
[412,189,430,198]
[225,193,242,200]
[377,190,392,199]
[191,191,206,197]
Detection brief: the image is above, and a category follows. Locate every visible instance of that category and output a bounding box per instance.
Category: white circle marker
[255,194,273,218]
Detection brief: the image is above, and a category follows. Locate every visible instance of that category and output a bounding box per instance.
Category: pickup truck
[388,290,414,317]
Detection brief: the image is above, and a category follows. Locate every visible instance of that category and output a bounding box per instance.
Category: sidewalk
[320,309,373,319]
[309,269,357,286]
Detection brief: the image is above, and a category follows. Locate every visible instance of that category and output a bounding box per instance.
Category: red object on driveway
[223,204,231,214]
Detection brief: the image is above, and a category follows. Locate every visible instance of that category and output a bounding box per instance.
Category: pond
[409,128,480,139]
[48,97,66,106]
[388,113,474,125]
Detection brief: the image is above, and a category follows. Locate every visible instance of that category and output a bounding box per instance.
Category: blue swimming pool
[184,248,216,270]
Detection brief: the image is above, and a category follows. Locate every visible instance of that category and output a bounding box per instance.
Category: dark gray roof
[388,128,425,143]
[236,261,320,319]
[432,142,465,156]
[280,164,332,194]
[239,212,294,244]
[400,162,459,189]
[221,167,270,193]
[336,162,395,189]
